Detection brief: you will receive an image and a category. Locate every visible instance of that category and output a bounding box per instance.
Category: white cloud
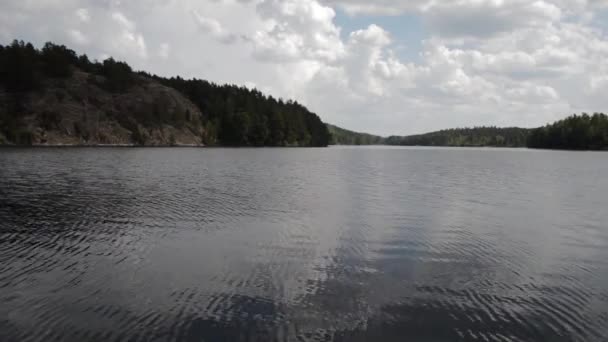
[423,1,562,39]
[75,8,90,22]
[1,0,608,135]
[159,42,169,59]
[110,11,147,59]
[67,29,89,45]
[192,10,240,44]
[250,0,345,62]
[111,12,135,32]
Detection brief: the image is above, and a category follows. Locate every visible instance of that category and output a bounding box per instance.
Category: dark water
[1,147,607,342]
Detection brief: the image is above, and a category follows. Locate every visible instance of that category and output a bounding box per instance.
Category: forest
[1,41,606,150]
[151,75,329,147]
[326,124,385,145]
[385,127,530,147]
[527,113,608,150]
[0,40,330,147]
[335,116,607,150]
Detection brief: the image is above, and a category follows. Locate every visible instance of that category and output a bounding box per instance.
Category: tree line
[325,125,531,147]
[527,113,608,150]
[334,116,607,150]
[151,75,328,146]
[0,40,330,147]
[384,127,530,147]
[326,124,385,145]
[1,41,605,150]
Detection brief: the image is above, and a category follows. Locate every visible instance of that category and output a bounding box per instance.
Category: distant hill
[385,127,531,147]
[0,40,330,146]
[527,113,608,150]
[327,125,530,147]
[326,124,384,145]
[337,115,607,150]
[2,41,605,150]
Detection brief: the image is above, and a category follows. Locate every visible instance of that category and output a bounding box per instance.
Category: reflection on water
[1,147,607,342]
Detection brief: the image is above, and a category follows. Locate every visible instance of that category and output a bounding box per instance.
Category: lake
[1,147,607,342]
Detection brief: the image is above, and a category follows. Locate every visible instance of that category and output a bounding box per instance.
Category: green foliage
[0,40,330,147]
[0,40,41,92]
[6,128,33,145]
[385,127,530,147]
[40,110,62,130]
[527,113,608,150]
[3,40,605,150]
[73,121,90,141]
[40,42,78,78]
[0,41,77,92]
[156,76,330,147]
[99,58,133,93]
[326,124,385,145]
[130,124,149,145]
[0,41,81,144]
[203,120,219,145]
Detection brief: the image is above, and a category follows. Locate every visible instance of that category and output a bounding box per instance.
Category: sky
[2,0,608,135]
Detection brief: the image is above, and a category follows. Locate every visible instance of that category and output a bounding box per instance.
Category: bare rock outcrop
[2,71,206,146]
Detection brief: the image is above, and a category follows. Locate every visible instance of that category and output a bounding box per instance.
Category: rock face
[0,71,206,146]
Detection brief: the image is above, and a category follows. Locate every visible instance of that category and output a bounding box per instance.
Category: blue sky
[592,10,608,30]
[334,10,425,63]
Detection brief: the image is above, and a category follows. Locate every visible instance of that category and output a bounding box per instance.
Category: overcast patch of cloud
[1,0,608,135]
[192,10,241,44]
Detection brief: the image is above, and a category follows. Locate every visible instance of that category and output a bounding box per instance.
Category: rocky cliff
[0,70,205,146]
[1,41,331,147]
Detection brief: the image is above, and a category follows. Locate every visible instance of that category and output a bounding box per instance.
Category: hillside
[0,69,205,146]
[326,125,531,148]
[527,113,608,150]
[385,127,530,147]
[326,124,384,145]
[0,40,330,147]
[2,41,604,150]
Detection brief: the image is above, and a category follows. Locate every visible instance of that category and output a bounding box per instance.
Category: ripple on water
[0,147,607,342]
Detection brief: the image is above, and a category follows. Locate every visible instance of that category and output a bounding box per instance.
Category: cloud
[110,11,147,59]
[67,29,89,45]
[159,43,170,59]
[423,1,562,39]
[250,0,344,62]
[192,10,240,44]
[111,12,135,31]
[320,1,426,15]
[1,0,608,135]
[75,8,90,22]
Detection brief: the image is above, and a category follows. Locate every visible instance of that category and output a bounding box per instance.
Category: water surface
[1,147,607,341]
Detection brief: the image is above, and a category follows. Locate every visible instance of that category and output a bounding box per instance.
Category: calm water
[1,147,607,342]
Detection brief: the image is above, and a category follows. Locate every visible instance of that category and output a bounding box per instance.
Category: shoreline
[0,143,204,148]
[1,144,605,151]
[0,144,331,148]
